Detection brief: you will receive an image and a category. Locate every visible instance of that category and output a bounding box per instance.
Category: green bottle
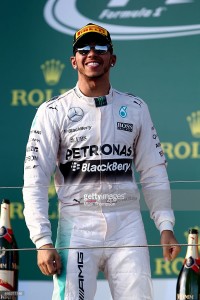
[0,199,19,300]
[176,229,200,300]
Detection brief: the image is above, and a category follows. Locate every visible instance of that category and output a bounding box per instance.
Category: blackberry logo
[81,161,131,172]
[59,158,133,183]
[71,162,81,171]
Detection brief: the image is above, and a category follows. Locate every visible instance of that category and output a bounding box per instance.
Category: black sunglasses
[75,45,111,55]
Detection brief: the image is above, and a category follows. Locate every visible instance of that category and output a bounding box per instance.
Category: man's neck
[78,78,110,97]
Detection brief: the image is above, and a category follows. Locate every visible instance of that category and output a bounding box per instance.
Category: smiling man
[71,23,116,95]
[23,23,180,300]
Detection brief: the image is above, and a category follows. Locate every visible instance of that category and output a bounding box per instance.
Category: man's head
[71,23,116,86]
[73,23,113,55]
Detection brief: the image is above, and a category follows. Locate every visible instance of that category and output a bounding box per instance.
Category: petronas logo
[187,111,200,138]
[41,59,65,86]
[119,106,127,118]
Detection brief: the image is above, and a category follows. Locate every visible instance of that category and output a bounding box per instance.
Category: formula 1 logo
[44,0,200,39]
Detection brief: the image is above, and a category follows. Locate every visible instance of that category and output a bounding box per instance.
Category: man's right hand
[37,243,61,276]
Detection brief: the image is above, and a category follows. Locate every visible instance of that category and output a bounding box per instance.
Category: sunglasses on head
[75,45,111,55]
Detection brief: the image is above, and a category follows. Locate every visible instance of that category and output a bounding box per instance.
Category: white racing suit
[23,85,175,300]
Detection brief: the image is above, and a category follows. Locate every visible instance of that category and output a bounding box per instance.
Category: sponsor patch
[117,122,133,132]
[119,106,127,118]
[77,252,84,299]
[94,96,107,107]
[64,144,133,160]
[76,24,108,39]
[59,158,133,183]
[68,107,84,122]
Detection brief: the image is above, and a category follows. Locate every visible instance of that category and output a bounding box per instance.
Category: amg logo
[117,122,133,132]
[77,252,84,300]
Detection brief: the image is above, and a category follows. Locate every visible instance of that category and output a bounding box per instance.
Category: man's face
[71,42,116,80]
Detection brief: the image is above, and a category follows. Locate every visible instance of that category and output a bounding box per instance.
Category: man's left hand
[161,230,181,261]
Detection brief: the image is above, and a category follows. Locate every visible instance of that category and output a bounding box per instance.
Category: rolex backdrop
[1,0,200,285]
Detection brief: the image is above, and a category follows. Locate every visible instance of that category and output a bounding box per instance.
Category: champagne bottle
[0,199,19,300]
[176,228,200,300]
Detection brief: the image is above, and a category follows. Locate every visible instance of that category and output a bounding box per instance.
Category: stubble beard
[84,66,110,80]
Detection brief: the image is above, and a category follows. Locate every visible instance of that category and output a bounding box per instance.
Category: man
[23,23,180,299]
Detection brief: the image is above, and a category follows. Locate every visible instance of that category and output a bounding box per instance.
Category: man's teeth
[87,62,99,66]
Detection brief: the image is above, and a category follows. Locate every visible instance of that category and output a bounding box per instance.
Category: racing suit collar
[74,83,113,106]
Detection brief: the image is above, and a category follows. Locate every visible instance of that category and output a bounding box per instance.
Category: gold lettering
[10,89,69,107]
[161,143,174,159]
[10,202,24,219]
[45,89,53,101]
[12,262,18,269]
[177,294,194,300]
[154,257,185,276]
[191,142,200,159]
[162,141,200,160]
[154,258,171,275]
[174,142,191,159]
[49,210,58,220]
[28,89,46,106]
[11,89,28,106]
[59,89,68,94]
[171,257,184,275]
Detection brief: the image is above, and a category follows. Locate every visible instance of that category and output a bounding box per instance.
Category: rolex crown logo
[186,111,200,138]
[41,59,65,86]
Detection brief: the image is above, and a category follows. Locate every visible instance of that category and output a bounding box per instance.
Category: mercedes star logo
[67,107,84,122]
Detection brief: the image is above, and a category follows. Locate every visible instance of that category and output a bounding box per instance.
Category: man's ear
[110,54,117,67]
[70,56,77,69]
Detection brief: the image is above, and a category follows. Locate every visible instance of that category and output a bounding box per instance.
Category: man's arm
[161,230,180,261]
[134,101,181,259]
[23,101,61,273]
[140,164,181,260]
[37,244,61,275]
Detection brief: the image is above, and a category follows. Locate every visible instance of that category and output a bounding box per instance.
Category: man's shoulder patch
[46,95,59,103]
[125,93,144,107]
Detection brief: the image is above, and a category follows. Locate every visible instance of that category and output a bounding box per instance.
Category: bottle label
[177,294,195,299]
[184,257,200,273]
[0,271,14,291]
[0,227,13,244]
